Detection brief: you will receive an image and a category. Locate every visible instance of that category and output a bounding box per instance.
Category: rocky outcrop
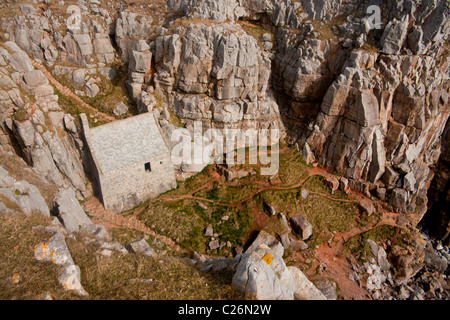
[34,227,88,296]
[53,188,93,233]
[0,165,50,216]
[232,243,296,300]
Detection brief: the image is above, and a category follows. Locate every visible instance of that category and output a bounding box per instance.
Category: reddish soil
[85,158,418,300]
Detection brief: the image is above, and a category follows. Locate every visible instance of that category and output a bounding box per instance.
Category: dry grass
[137,145,375,258]
[0,213,72,300]
[0,212,244,300]
[67,237,243,300]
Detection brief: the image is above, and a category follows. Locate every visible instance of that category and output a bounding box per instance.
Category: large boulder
[34,230,88,296]
[287,266,327,300]
[53,188,92,233]
[245,230,283,257]
[232,244,295,300]
[290,214,313,240]
[380,17,409,55]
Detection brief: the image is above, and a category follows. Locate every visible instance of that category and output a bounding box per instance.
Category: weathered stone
[301,189,309,199]
[403,172,416,192]
[280,233,290,250]
[366,239,391,271]
[58,264,88,296]
[380,17,409,55]
[23,70,48,87]
[290,238,308,251]
[130,50,152,73]
[205,226,214,237]
[423,248,448,273]
[346,90,380,127]
[54,188,92,233]
[209,239,220,250]
[263,201,276,216]
[125,238,156,256]
[80,224,110,241]
[113,102,128,116]
[288,266,327,300]
[34,230,88,296]
[245,230,283,257]
[324,176,339,194]
[315,279,338,300]
[232,244,295,300]
[389,188,409,211]
[359,198,375,216]
[290,214,312,240]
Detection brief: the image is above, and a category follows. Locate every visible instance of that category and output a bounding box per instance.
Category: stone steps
[82,197,184,253]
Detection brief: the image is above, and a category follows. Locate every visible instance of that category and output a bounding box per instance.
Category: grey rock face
[245,230,284,257]
[288,266,327,300]
[233,244,295,300]
[54,188,92,233]
[380,17,409,55]
[0,165,50,216]
[366,239,391,271]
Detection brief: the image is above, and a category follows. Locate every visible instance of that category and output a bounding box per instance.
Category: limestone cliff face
[0,0,449,220]
[0,41,87,197]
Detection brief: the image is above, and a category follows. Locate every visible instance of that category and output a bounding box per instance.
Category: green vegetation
[137,145,374,257]
[342,225,413,264]
[12,107,30,122]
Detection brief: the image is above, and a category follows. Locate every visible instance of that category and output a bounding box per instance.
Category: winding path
[32,61,116,122]
[82,197,186,253]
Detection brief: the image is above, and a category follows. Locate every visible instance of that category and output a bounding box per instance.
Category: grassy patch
[0,213,243,300]
[0,213,73,300]
[68,236,243,299]
[137,144,373,257]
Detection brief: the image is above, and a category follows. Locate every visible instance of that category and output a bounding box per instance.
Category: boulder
[245,230,284,257]
[263,201,276,216]
[380,17,409,55]
[34,231,88,296]
[204,226,214,237]
[290,238,308,251]
[80,224,111,241]
[232,244,295,300]
[359,198,375,216]
[125,238,156,256]
[23,70,48,87]
[53,188,92,233]
[288,266,327,300]
[113,102,128,116]
[324,176,340,194]
[290,214,313,240]
[315,279,338,300]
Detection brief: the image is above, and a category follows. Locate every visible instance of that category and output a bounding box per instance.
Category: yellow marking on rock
[262,253,273,265]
